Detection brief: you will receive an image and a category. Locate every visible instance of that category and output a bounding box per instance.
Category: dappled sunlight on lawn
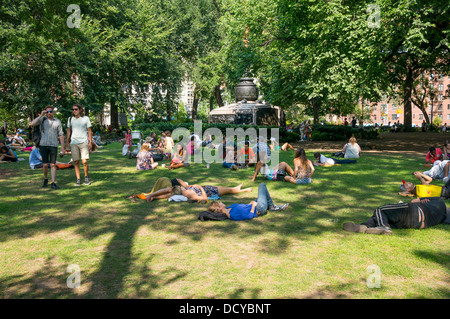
[1,141,449,298]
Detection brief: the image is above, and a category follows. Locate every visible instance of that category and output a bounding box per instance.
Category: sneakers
[365,226,393,235]
[270,203,289,211]
[75,177,91,186]
[343,222,391,235]
[50,182,60,189]
[42,179,49,188]
[343,222,367,233]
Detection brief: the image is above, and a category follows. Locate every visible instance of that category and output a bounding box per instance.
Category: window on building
[439,114,443,120]
[373,115,376,121]
[392,114,398,120]
[419,114,423,120]
[438,94,443,101]
[447,114,450,120]
[439,83,444,91]
[438,104,443,111]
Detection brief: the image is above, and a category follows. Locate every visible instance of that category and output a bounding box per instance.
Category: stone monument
[208,78,285,126]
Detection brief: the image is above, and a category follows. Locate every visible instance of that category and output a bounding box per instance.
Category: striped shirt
[35,117,64,148]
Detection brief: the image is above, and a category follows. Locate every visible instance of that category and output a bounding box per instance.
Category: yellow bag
[416,184,442,198]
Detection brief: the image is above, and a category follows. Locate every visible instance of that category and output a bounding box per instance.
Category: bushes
[133,122,300,142]
[311,124,378,141]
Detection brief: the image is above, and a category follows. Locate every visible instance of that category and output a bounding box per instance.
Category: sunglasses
[72,109,79,111]
[47,110,53,113]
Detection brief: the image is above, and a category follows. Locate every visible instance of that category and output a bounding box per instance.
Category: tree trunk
[110,97,119,129]
[312,99,320,124]
[166,101,172,122]
[214,85,224,107]
[191,97,199,120]
[209,95,214,111]
[403,67,414,130]
[191,88,199,120]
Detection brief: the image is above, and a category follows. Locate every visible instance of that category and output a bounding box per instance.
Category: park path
[294,131,449,156]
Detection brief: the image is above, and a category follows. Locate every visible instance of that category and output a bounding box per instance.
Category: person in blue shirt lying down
[207,183,289,221]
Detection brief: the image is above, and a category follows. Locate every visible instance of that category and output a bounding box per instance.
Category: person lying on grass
[127,179,252,203]
[269,137,295,152]
[313,152,357,166]
[207,183,289,221]
[413,160,450,184]
[343,197,450,235]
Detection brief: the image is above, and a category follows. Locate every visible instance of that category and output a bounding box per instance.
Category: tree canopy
[1,0,448,129]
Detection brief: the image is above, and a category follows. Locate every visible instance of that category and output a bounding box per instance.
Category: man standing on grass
[66,104,93,186]
[30,105,66,189]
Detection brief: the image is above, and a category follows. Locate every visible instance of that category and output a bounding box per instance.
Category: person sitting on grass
[12,132,26,147]
[253,136,271,162]
[343,197,449,235]
[238,141,256,167]
[206,183,289,221]
[223,145,238,170]
[313,152,357,166]
[426,146,443,164]
[341,137,362,159]
[28,146,73,170]
[284,148,315,185]
[136,143,158,170]
[0,145,18,163]
[162,143,189,170]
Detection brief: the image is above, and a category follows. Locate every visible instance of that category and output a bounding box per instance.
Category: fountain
[208,78,285,126]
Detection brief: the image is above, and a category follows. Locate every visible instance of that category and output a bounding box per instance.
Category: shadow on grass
[1,143,449,298]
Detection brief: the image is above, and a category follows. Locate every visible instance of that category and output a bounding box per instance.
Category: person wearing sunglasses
[30,105,66,189]
[66,104,93,186]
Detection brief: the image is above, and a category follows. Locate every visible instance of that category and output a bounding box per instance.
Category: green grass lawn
[0,142,449,299]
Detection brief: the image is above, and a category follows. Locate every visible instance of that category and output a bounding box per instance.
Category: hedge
[311,124,378,141]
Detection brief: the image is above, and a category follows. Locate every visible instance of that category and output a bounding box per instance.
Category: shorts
[70,142,90,161]
[202,185,219,198]
[266,169,285,181]
[40,146,58,164]
[295,178,312,184]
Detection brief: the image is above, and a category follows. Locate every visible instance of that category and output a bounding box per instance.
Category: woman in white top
[163,130,174,159]
[342,137,361,159]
